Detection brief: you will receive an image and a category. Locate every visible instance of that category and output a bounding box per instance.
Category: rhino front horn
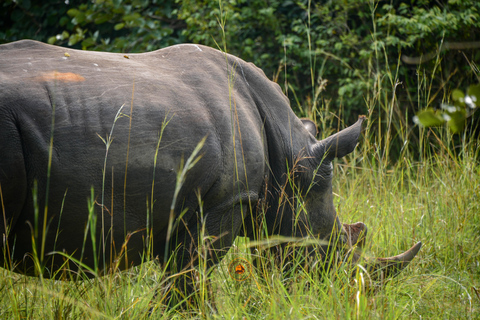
[366,241,422,280]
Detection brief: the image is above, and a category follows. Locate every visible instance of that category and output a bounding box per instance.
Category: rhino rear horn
[313,115,366,161]
[366,241,422,280]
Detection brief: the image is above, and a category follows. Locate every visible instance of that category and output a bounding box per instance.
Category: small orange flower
[235,264,245,275]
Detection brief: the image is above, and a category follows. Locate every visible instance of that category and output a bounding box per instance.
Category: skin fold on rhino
[0,40,420,292]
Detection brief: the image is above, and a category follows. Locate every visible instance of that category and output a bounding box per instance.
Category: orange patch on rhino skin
[35,71,85,82]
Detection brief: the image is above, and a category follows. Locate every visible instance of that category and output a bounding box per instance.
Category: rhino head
[268,116,421,279]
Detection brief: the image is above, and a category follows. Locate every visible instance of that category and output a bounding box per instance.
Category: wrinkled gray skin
[0,40,419,279]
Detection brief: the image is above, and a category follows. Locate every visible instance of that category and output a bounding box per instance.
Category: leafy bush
[0,0,72,43]
[52,0,185,52]
[415,83,479,133]
[0,0,185,52]
[178,0,480,160]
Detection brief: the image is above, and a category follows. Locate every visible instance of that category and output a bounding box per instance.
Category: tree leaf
[72,12,85,25]
[446,109,466,133]
[451,88,465,107]
[94,13,113,25]
[67,8,80,17]
[114,23,125,31]
[68,34,83,46]
[466,83,480,108]
[415,108,445,127]
[81,37,96,49]
[123,13,141,22]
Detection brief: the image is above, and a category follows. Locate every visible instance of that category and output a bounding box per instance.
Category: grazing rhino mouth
[343,222,368,248]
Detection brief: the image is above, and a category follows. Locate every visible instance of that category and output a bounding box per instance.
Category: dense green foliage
[1,0,185,51]
[2,1,479,127]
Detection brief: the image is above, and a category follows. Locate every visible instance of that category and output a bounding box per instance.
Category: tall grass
[3,141,478,319]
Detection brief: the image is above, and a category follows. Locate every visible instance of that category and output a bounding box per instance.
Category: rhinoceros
[0,40,420,284]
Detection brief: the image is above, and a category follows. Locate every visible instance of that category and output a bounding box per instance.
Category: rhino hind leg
[0,120,28,270]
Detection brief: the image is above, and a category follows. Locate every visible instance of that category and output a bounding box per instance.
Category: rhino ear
[313,116,366,161]
[301,118,318,137]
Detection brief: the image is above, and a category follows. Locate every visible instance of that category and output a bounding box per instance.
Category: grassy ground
[1,123,479,319]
